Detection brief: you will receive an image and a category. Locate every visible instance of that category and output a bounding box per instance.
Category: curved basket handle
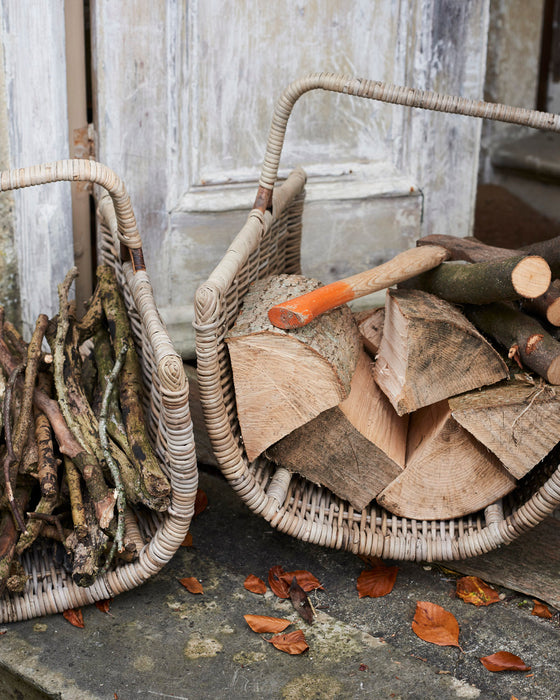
[0,159,146,272]
[254,72,560,212]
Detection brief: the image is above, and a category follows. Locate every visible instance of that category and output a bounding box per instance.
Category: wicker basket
[0,159,197,621]
[195,72,560,562]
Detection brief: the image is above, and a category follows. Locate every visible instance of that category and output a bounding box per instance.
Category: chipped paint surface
[91,0,490,359]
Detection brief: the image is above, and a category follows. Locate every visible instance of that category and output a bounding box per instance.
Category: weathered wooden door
[1,1,491,357]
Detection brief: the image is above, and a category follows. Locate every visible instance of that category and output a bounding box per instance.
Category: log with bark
[225,274,362,462]
[399,255,551,305]
[266,350,407,510]
[417,234,560,325]
[465,302,560,385]
[373,289,508,415]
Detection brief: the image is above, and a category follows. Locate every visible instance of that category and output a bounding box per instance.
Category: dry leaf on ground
[412,601,460,648]
[268,566,323,599]
[179,577,204,594]
[289,576,314,623]
[244,614,292,633]
[244,574,267,595]
[267,629,309,654]
[531,599,553,619]
[181,531,193,547]
[456,576,500,607]
[194,489,208,516]
[480,651,531,672]
[63,608,84,628]
[357,560,398,598]
[95,599,112,614]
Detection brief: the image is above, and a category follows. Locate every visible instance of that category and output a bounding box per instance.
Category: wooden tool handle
[268,245,450,329]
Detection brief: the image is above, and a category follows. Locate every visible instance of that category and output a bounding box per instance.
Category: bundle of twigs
[0,265,171,592]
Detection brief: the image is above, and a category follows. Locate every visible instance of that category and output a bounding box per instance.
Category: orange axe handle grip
[268,245,450,329]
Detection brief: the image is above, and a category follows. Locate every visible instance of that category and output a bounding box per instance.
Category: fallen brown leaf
[244,574,267,595]
[289,576,314,624]
[267,629,309,654]
[268,566,323,599]
[244,614,291,633]
[95,599,112,614]
[456,576,500,607]
[268,565,290,598]
[412,601,460,648]
[63,608,84,628]
[531,599,553,619]
[181,531,193,547]
[284,569,324,593]
[194,489,208,516]
[357,560,398,598]
[179,577,203,594]
[480,651,531,672]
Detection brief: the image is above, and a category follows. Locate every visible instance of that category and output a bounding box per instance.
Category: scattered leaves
[456,576,500,607]
[357,559,398,598]
[268,566,323,599]
[194,489,208,517]
[244,614,291,634]
[181,531,193,547]
[412,601,460,648]
[289,576,314,624]
[179,577,203,594]
[531,599,553,619]
[244,574,267,595]
[95,598,112,614]
[62,608,84,628]
[267,629,309,655]
[480,651,531,672]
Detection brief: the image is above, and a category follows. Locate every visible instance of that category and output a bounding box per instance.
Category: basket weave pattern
[0,160,197,621]
[195,73,560,562]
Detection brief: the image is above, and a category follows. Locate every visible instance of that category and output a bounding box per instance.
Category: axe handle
[268,245,450,329]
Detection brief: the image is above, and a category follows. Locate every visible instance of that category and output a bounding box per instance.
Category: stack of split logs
[0,266,170,595]
[226,233,560,520]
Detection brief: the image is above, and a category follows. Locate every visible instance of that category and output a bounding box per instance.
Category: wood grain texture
[226,274,361,462]
[377,400,517,520]
[374,289,508,415]
[0,0,73,338]
[449,379,560,479]
[357,306,385,357]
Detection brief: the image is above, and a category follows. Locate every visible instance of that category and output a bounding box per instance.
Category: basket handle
[0,159,146,272]
[253,72,560,212]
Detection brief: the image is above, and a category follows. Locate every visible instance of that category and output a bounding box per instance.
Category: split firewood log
[226,274,361,462]
[449,377,560,479]
[355,306,385,358]
[373,289,508,415]
[266,350,407,510]
[376,400,516,520]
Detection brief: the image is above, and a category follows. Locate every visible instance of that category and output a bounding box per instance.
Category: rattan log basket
[194,72,560,562]
[0,159,197,622]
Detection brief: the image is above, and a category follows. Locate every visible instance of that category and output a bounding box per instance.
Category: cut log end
[511,256,551,299]
[546,297,560,326]
[547,355,560,385]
